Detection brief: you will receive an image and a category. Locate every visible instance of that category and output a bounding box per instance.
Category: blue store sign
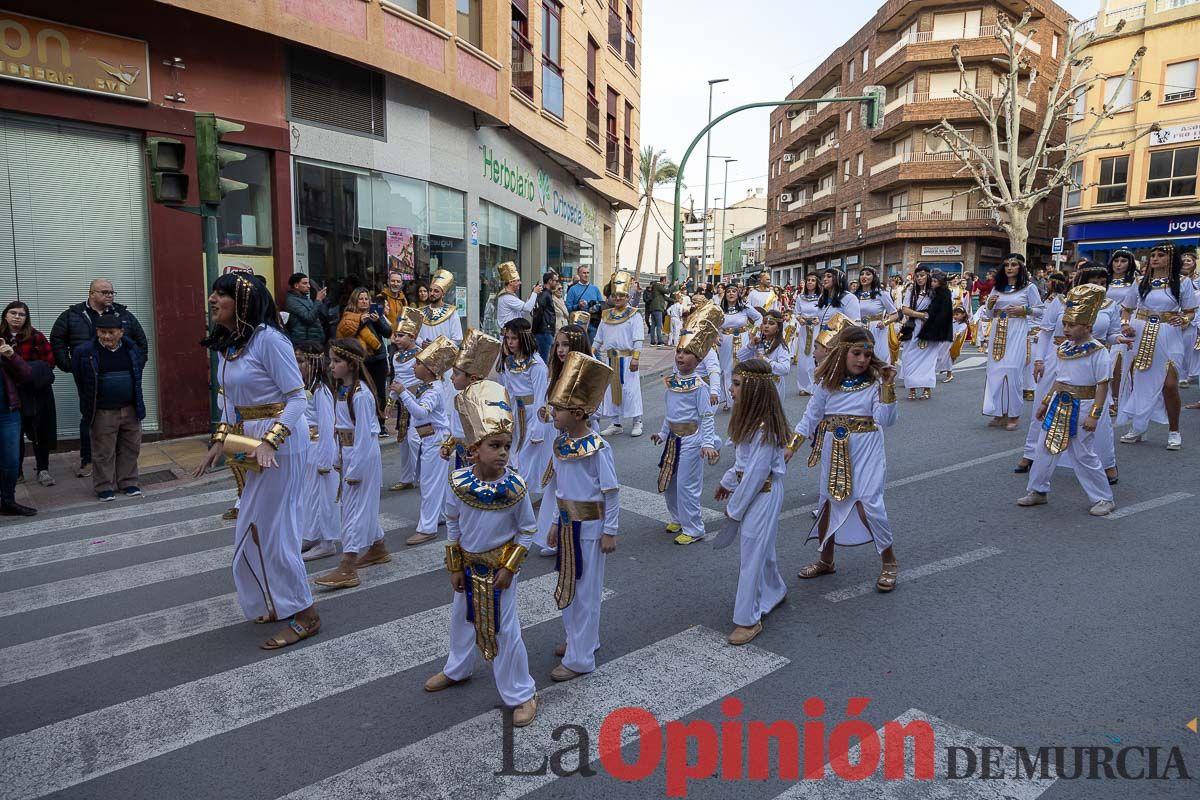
[1066,214,1200,242]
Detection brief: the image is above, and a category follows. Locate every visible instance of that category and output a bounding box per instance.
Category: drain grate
[139,469,179,486]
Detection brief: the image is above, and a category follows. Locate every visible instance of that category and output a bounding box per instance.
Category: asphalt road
[2,355,1198,800]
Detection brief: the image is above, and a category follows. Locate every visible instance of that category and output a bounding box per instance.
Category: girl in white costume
[899,267,954,400]
[737,310,792,391]
[1118,243,1197,450]
[314,338,388,590]
[717,285,763,410]
[296,341,340,562]
[1105,249,1139,417]
[855,267,898,366]
[979,254,1043,430]
[195,274,319,650]
[791,325,900,593]
[394,336,456,547]
[815,269,862,346]
[388,309,424,492]
[594,271,646,436]
[1181,250,1200,389]
[793,274,822,396]
[498,318,550,483]
[715,358,789,646]
[666,295,684,347]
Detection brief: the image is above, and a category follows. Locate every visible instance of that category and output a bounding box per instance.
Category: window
[1096,155,1129,204]
[217,147,273,256]
[896,77,916,102]
[623,101,634,184]
[1147,147,1198,199]
[625,1,636,69]
[892,136,912,158]
[457,0,482,48]
[853,202,862,226]
[922,188,955,216]
[817,218,831,234]
[843,159,851,181]
[930,69,976,99]
[932,9,981,40]
[480,200,520,334]
[889,192,908,214]
[1066,161,1083,209]
[541,1,564,118]
[394,0,429,17]
[1164,60,1198,103]
[848,59,856,83]
[586,36,600,145]
[842,207,849,229]
[1104,76,1134,112]
[862,48,870,72]
[846,110,853,131]
[1073,88,1087,119]
[856,152,864,175]
[606,88,620,174]
[926,128,971,153]
[511,2,534,100]
[1052,33,1060,60]
[608,0,622,52]
[288,49,386,139]
[819,127,837,148]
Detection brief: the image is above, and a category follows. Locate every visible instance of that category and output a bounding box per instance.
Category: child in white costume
[423,379,539,728]
[653,320,721,547]
[737,310,792,394]
[714,358,790,647]
[388,307,424,491]
[395,336,457,546]
[1018,284,1116,516]
[314,338,388,590]
[295,341,339,562]
[594,270,646,437]
[666,296,684,348]
[545,352,620,682]
[498,318,549,484]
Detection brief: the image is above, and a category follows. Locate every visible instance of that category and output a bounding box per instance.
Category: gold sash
[513,394,533,452]
[807,415,878,502]
[236,402,286,420]
[552,499,601,610]
[992,316,1009,361]
[604,349,635,406]
[1132,310,1178,371]
[462,543,509,661]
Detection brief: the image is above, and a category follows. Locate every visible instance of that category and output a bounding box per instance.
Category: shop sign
[0,11,150,102]
[480,143,586,228]
[1066,214,1200,242]
[980,246,1003,258]
[921,244,962,257]
[1150,121,1200,147]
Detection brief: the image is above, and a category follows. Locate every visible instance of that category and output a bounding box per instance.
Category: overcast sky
[640,0,1101,207]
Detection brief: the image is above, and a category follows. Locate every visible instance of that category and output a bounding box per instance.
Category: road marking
[618,483,724,525]
[778,708,1056,798]
[956,355,987,369]
[277,626,789,800]
[0,514,409,618]
[780,448,1023,522]
[0,573,608,800]
[821,547,1004,603]
[1105,492,1193,520]
[0,518,226,573]
[0,488,237,542]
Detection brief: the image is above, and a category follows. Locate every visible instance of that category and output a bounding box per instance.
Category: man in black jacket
[49,280,148,477]
[531,271,560,361]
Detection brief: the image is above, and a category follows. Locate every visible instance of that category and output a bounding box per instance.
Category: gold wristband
[786,432,804,455]
[632,350,642,360]
[262,422,290,450]
[880,383,896,404]
[499,542,529,573]
[1088,405,1103,419]
[210,421,232,448]
[444,543,464,573]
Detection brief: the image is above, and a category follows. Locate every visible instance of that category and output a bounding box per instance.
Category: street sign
[1051,237,1064,254]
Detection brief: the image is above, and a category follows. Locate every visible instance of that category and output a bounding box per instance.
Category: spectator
[376,270,408,330]
[531,271,561,361]
[1032,266,1048,296]
[49,279,147,478]
[337,287,392,423]
[628,279,643,311]
[644,275,670,348]
[283,272,327,345]
[551,277,569,332]
[495,262,543,328]
[71,313,145,501]
[0,335,34,515]
[2,302,57,487]
[564,265,603,341]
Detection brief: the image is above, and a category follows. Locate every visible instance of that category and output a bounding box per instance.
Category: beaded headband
[1151,241,1175,254]
[330,344,364,363]
[733,365,781,384]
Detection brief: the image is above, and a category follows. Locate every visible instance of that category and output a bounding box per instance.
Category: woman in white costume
[1105,249,1139,417]
[855,266,898,365]
[498,318,550,483]
[793,274,822,396]
[195,274,319,650]
[717,285,762,410]
[898,267,953,400]
[979,254,1043,430]
[1117,242,1197,450]
[790,325,900,593]
[815,269,862,340]
[296,340,340,562]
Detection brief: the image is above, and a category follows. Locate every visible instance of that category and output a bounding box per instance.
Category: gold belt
[1131,311,1172,371]
[669,421,699,436]
[725,326,747,335]
[513,395,533,452]
[604,350,635,407]
[558,498,603,521]
[735,470,773,493]
[1135,309,1181,324]
[1050,382,1097,400]
[807,415,878,503]
[237,402,285,420]
[396,403,410,439]
[992,316,1009,361]
[415,423,434,437]
[861,314,885,322]
[336,429,354,446]
[308,425,319,442]
[461,543,510,662]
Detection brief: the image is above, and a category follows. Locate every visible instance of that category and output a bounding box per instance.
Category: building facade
[1065,0,1200,264]
[684,190,767,282]
[765,0,1070,283]
[0,0,640,438]
[722,225,768,284]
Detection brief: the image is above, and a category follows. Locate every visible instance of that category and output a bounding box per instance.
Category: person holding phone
[284,273,327,345]
[337,287,393,432]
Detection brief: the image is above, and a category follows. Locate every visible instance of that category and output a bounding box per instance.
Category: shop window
[479,200,520,336]
[217,146,273,256]
[1096,155,1128,204]
[547,229,582,279]
[1066,161,1083,209]
[457,0,482,48]
[1147,147,1198,199]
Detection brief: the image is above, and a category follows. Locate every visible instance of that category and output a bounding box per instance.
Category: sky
[639,0,1101,208]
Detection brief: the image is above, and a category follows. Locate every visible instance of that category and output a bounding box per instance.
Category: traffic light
[862,85,887,131]
[194,112,248,204]
[145,137,188,205]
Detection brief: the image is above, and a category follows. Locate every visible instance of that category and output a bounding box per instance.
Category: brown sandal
[876,561,898,593]
[798,560,836,579]
[1186,401,1200,410]
[261,613,321,650]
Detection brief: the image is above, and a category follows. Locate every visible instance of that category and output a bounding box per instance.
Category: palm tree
[632,146,679,284]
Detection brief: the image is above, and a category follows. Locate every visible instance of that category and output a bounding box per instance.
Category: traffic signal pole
[670,92,883,285]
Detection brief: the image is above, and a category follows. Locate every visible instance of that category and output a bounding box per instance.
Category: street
[1,358,1198,800]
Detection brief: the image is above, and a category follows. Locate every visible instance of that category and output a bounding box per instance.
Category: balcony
[587,94,600,146]
[786,237,805,251]
[789,109,815,132]
[813,185,835,202]
[875,28,1040,83]
[872,90,1036,138]
[866,207,995,230]
[878,25,1000,67]
[511,31,534,101]
[1106,3,1146,25]
[787,141,838,182]
[811,231,832,245]
[787,152,810,172]
[870,148,994,191]
[606,134,619,175]
[785,191,810,212]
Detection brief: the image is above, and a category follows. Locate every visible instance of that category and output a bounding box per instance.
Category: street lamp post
[699,78,728,284]
[720,157,736,283]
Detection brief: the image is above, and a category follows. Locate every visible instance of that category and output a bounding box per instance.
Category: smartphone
[369,303,384,316]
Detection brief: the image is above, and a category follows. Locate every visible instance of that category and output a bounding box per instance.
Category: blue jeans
[535,332,555,363]
[649,310,664,345]
[0,408,21,503]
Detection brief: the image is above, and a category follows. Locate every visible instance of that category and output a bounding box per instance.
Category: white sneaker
[37,470,55,487]
[302,541,338,561]
[631,421,644,437]
[1166,431,1182,451]
[1016,491,1048,507]
[1089,500,1116,516]
[1119,430,1146,444]
[600,424,622,436]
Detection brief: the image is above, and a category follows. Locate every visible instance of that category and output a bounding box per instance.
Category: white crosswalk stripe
[0,517,227,573]
[0,514,409,618]
[0,488,237,542]
[277,626,789,800]
[0,573,610,800]
[618,483,724,525]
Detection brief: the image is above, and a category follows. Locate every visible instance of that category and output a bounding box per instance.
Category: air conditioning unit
[783,153,796,163]
[780,192,793,203]
[786,109,801,119]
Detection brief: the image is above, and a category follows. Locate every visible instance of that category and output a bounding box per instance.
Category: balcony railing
[811,231,831,244]
[587,94,600,146]
[787,238,804,251]
[786,192,810,212]
[789,109,815,132]
[877,24,1046,66]
[1106,3,1147,24]
[815,87,842,111]
[813,185,834,201]
[623,144,633,184]
[788,153,809,172]
[814,139,838,157]
[606,133,620,175]
[1075,17,1097,35]
[608,8,622,52]
[511,31,534,101]
[867,208,994,229]
[870,147,995,176]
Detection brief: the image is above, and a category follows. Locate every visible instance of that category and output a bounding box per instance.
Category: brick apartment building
[765,0,1072,284]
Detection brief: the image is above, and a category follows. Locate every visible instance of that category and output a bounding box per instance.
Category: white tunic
[1118,279,1197,431]
[719,431,787,626]
[593,307,645,420]
[857,290,897,365]
[718,305,763,402]
[979,283,1043,417]
[334,385,384,554]
[419,304,463,347]
[303,385,339,543]
[400,380,449,535]
[499,354,550,483]
[793,294,821,393]
[391,347,421,484]
[658,373,718,539]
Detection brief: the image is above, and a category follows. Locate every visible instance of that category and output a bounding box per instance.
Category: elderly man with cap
[419,269,464,349]
[70,313,146,501]
[494,262,543,329]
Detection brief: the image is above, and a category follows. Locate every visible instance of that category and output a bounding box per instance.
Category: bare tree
[928,8,1159,256]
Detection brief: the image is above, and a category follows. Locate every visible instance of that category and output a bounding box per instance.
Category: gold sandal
[921,388,932,400]
[907,389,917,401]
[876,561,898,593]
[798,560,836,579]
[261,614,321,650]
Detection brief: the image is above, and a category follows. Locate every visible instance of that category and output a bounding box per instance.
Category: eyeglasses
[96,289,115,296]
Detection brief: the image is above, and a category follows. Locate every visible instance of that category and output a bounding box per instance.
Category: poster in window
[386,227,415,280]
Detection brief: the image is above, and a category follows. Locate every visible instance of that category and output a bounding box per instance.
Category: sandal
[1186,401,1200,410]
[798,560,836,579]
[921,388,932,400]
[261,613,320,650]
[907,389,917,401]
[876,561,898,593]
[254,614,277,625]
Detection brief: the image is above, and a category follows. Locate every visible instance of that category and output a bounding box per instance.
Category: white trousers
[663,436,706,538]
[396,426,419,484]
[441,575,536,707]
[561,536,605,674]
[413,433,448,535]
[1027,410,1113,504]
[734,483,787,627]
